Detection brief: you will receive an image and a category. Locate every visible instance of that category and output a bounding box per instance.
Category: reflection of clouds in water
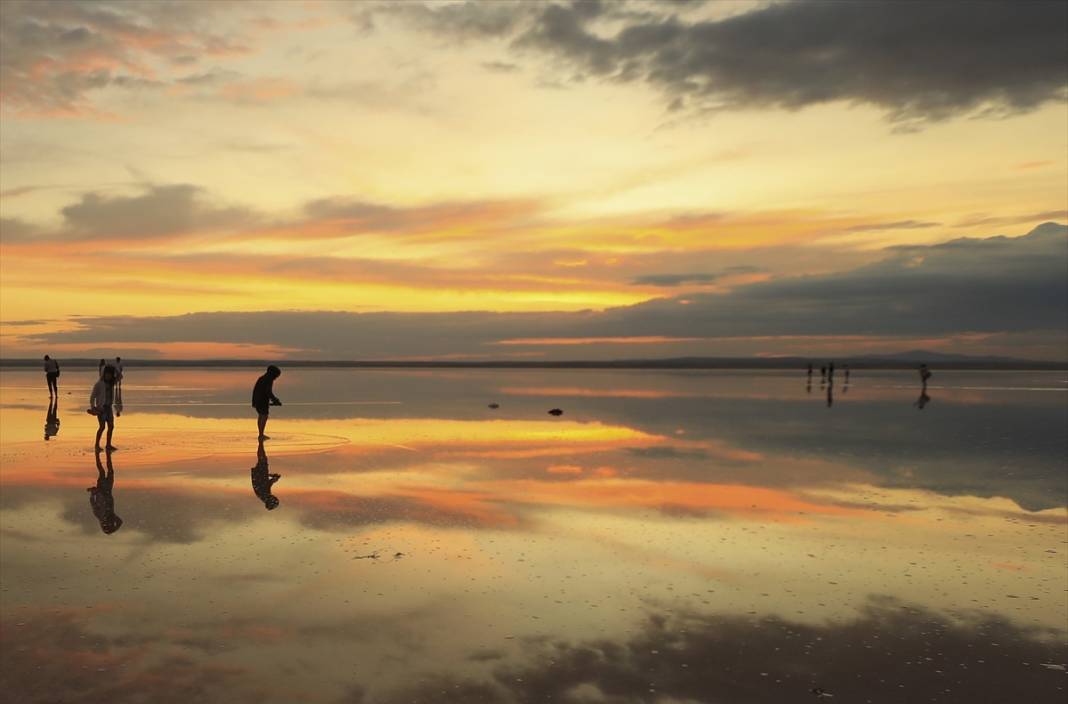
[376,597,1068,704]
[5,597,1064,704]
[0,608,253,704]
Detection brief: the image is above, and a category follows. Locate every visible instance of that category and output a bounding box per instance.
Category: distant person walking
[251,438,281,510]
[251,365,282,440]
[820,365,826,382]
[114,356,124,409]
[918,364,932,389]
[90,365,118,451]
[88,449,122,534]
[43,354,60,397]
[844,366,851,384]
[828,361,835,381]
[806,363,813,379]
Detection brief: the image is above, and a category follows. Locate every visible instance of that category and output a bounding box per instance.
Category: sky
[0,0,1066,361]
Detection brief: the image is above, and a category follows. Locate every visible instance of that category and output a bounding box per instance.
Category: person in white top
[90,366,118,451]
[43,354,60,397]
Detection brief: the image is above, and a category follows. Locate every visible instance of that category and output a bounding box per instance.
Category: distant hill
[1,351,1064,370]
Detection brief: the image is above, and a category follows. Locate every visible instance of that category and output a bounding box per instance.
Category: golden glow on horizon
[0,1,1065,359]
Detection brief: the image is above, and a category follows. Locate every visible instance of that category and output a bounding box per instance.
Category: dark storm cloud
[21,222,1068,355]
[389,0,1068,128]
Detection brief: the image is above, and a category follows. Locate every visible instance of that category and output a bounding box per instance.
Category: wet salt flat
[1,367,1065,703]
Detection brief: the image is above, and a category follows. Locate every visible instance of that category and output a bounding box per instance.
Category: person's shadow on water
[45,398,60,441]
[88,449,122,534]
[914,389,931,410]
[251,439,281,510]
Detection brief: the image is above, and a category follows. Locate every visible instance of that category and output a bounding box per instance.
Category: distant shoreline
[2,357,1065,371]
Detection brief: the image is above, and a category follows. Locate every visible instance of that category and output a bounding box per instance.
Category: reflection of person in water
[914,389,931,410]
[44,398,60,440]
[251,439,281,510]
[87,449,123,534]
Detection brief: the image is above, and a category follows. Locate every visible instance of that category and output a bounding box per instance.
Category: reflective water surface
[1,368,1065,703]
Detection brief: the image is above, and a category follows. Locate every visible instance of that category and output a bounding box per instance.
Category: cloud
[842,219,942,233]
[20,223,1068,358]
[480,60,521,73]
[0,0,250,116]
[954,209,1068,228]
[631,265,762,287]
[389,0,1068,128]
[291,196,543,239]
[57,184,253,239]
[0,216,39,240]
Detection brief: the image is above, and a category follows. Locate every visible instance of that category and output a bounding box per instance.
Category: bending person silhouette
[88,449,123,534]
[251,365,282,440]
[251,439,280,510]
[45,398,60,440]
[43,355,60,397]
[90,365,118,451]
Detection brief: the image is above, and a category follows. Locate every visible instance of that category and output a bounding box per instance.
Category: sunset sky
[1,0,1066,360]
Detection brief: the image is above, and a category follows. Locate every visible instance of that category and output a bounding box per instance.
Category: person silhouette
[826,379,834,407]
[806,363,813,379]
[87,449,123,534]
[844,365,850,384]
[251,365,282,440]
[251,439,280,510]
[44,398,60,440]
[828,361,835,381]
[90,365,118,451]
[43,354,60,397]
[114,356,124,400]
[918,363,932,389]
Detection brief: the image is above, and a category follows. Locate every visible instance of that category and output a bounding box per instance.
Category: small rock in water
[548,408,563,416]
[488,403,500,409]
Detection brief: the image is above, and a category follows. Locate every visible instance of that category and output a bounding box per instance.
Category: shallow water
[1,368,1065,703]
